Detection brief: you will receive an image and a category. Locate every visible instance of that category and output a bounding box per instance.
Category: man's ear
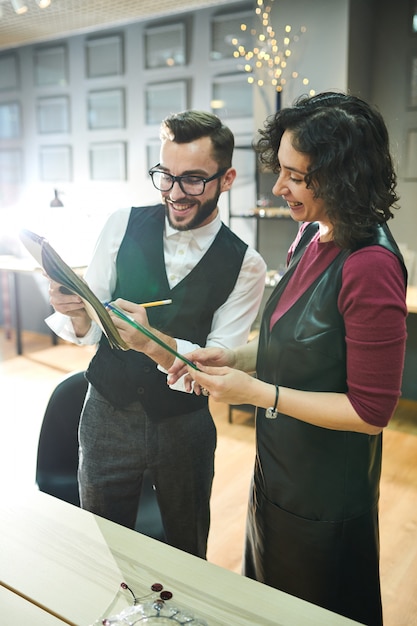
[221,167,237,191]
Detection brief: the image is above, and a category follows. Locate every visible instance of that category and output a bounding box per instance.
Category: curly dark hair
[254,91,399,249]
[160,110,234,171]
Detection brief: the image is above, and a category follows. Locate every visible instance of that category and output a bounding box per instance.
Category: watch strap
[265,385,279,419]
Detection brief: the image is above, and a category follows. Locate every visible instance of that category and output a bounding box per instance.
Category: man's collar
[165,212,221,249]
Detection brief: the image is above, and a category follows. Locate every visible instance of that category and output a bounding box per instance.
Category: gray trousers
[78,384,216,559]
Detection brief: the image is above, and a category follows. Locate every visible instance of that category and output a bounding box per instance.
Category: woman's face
[272,130,330,229]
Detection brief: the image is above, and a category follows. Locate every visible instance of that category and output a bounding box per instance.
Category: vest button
[137,387,144,395]
[143,366,151,373]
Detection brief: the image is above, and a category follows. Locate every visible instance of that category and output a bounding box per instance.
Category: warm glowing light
[11,0,28,14]
[231,0,310,94]
[210,99,225,109]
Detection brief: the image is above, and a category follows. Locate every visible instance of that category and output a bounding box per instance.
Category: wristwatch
[265,385,279,419]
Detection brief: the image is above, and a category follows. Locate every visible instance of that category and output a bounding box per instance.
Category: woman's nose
[272,173,287,197]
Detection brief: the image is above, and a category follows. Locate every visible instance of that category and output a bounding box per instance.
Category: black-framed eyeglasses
[148,164,227,196]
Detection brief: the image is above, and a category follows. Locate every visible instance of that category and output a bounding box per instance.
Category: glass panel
[211,75,252,118]
[86,35,124,78]
[404,130,417,180]
[37,96,70,134]
[34,46,67,87]
[0,149,22,184]
[88,89,125,130]
[145,81,187,125]
[0,101,21,138]
[211,9,253,61]
[146,142,161,170]
[408,56,417,108]
[145,23,186,68]
[39,145,72,181]
[89,142,127,180]
[0,54,19,91]
[412,0,417,33]
[230,141,256,216]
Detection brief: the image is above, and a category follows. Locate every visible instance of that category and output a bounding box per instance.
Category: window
[89,142,127,180]
[0,54,19,91]
[37,96,70,134]
[0,149,22,184]
[145,23,186,68]
[0,101,21,139]
[88,89,125,130]
[408,55,417,109]
[40,145,72,181]
[86,35,124,78]
[145,81,187,125]
[34,45,67,87]
[146,141,161,170]
[211,74,252,118]
[210,9,253,61]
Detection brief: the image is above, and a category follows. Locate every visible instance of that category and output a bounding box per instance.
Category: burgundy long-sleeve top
[270,224,408,427]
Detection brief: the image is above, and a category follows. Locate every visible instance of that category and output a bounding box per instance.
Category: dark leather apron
[244,222,406,626]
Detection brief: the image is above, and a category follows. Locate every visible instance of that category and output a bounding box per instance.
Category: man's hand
[48,279,92,337]
[107,298,177,370]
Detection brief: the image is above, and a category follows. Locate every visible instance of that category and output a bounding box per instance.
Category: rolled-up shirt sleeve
[45,207,131,345]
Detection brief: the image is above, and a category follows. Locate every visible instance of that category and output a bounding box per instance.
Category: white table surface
[0,489,361,626]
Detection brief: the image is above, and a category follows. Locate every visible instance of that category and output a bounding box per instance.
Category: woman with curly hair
[169,92,408,625]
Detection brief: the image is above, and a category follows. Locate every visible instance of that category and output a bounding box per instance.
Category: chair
[36,370,165,540]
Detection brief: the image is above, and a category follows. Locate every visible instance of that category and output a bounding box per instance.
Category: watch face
[265,407,278,419]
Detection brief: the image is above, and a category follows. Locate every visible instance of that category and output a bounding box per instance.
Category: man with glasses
[47,110,266,559]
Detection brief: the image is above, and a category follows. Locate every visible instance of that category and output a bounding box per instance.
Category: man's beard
[165,183,221,231]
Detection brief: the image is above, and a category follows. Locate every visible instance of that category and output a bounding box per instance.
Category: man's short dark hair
[160,110,234,169]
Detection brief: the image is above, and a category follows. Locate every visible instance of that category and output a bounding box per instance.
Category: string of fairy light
[232,0,313,95]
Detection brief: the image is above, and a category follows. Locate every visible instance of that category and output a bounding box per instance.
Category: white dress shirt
[46,206,266,356]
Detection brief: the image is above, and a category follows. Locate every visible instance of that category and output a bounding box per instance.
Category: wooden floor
[1,329,417,625]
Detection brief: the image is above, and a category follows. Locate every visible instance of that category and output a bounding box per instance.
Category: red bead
[151,583,163,592]
[160,590,173,601]
[120,582,128,589]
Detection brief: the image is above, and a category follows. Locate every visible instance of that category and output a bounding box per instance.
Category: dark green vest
[86,205,248,418]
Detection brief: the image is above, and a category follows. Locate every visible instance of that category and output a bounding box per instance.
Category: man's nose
[168,180,186,200]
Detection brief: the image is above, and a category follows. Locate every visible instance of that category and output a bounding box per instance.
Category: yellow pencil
[139,299,172,308]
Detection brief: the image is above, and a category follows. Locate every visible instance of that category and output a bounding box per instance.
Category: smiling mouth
[287,201,302,208]
[168,200,195,212]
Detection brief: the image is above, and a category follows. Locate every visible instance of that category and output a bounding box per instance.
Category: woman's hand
[167,347,236,393]
[186,363,257,406]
